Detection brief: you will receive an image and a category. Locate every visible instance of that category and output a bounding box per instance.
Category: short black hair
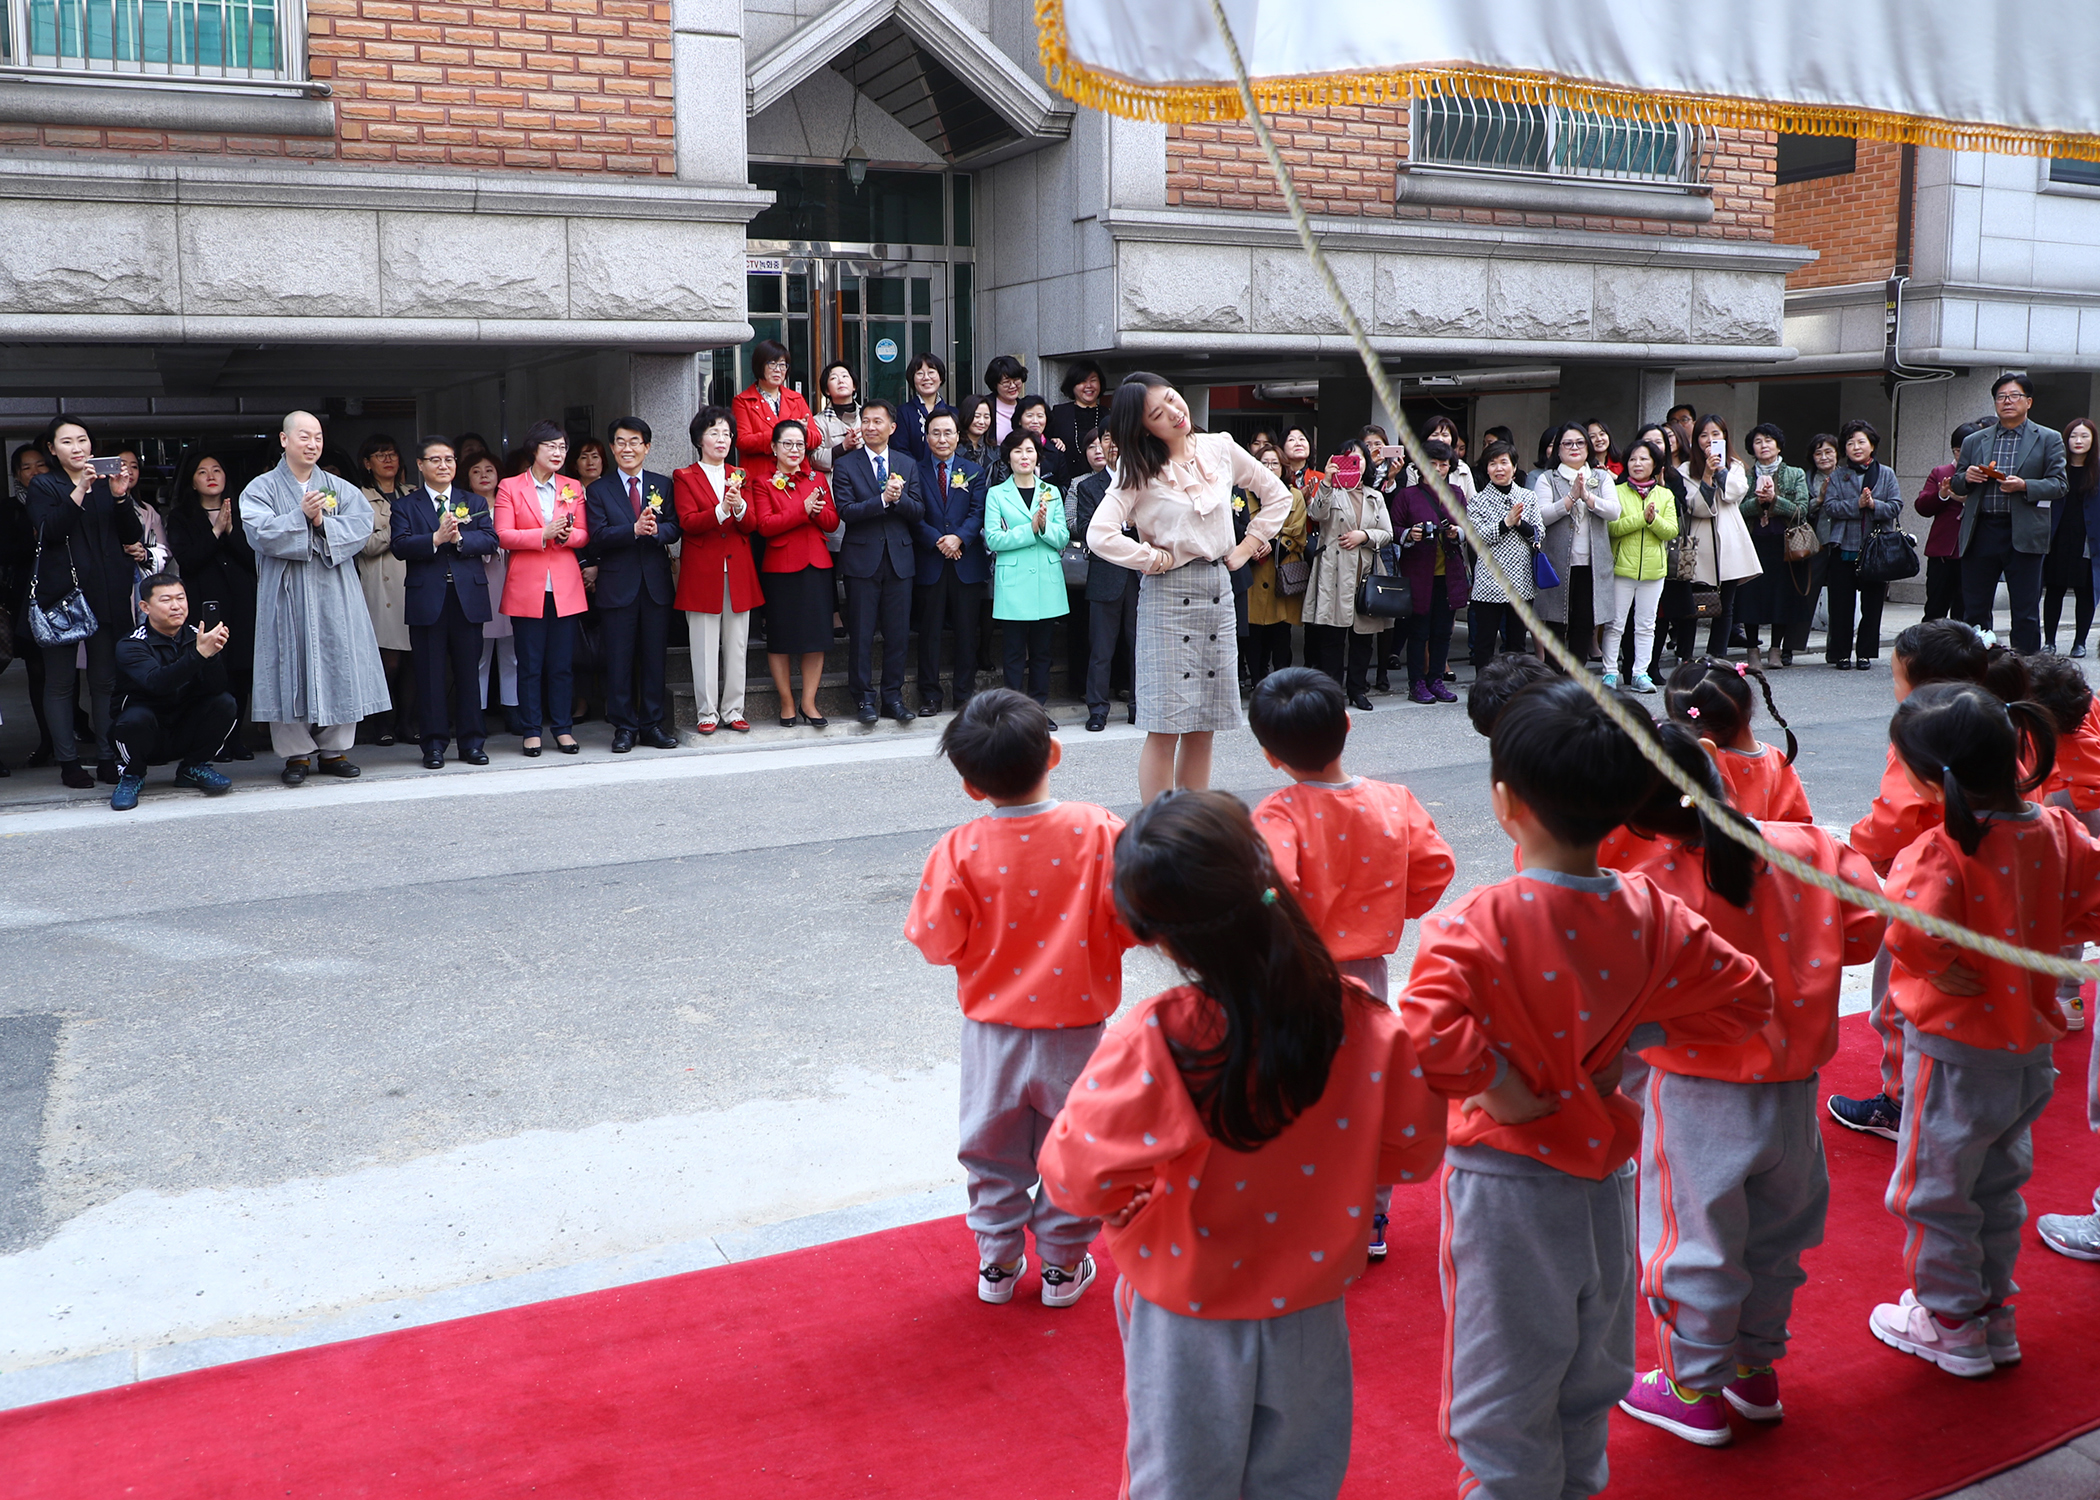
[998,427,1041,463]
[984,355,1028,388]
[608,415,651,445]
[1483,425,1513,446]
[1840,418,1881,453]
[1747,421,1786,454]
[689,404,734,449]
[1478,439,1519,472]
[1952,417,1992,450]
[1248,667,1349,772]
[1490,677,1658,848]
[937,689,1053,798]
[926,409,959,434]
[1422,439,1453,464]
[1467,652,1556,737]
[417,435,456,460]
[752,339,790,372]
[1992,371,2034,399]
[862,397,899,423]
[357,432,399,464]
[139,569,185,599]
[1059,359,1105,400]
[2025,651,2094,735]
[522,419,565,454]
[1667,403,1697,423]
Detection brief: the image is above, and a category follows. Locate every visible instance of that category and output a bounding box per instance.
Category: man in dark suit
[911,409,987,716]
[833,398,925,724]
[391,437,497,769]
[1073,432,1141,732]
[1950,372,2069,655]
[585,416,682,752]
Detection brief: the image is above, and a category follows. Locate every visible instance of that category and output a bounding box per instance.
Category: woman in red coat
[494,419,591,756]
[733,338,813,490]
[674,405,763,734]
[751,418,837,728]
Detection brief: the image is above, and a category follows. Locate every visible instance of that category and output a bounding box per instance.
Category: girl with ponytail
[1612,722,1887,1443]
[1664,656,1809,822]
[1038,789,1445,1495]
[1869,681,2100,1378]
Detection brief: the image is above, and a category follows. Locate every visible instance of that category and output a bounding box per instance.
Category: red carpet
[5,1018,2096,1499]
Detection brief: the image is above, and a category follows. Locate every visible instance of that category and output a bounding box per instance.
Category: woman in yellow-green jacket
[1601,435,1678,694]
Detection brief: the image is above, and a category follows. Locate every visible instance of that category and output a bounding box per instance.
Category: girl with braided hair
[1663,657,1808,822]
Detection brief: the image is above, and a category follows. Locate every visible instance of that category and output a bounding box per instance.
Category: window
[747,165,947,246]
[1412,97,1699,184]
[2049,158,2100,188]
[17,0,291,78]
[1776,133,1857,184]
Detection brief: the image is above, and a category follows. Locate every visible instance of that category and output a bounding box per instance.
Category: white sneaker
[2059,993,2086,1031]
[1040,1252,1097,1308]
[1903,1289,2019,1365]
[1871,1294,1992,1378]
[978,1253,1027,1305]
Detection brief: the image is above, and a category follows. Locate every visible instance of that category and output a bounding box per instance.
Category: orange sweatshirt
[1717,742,1812,823]
[1515,826,1659,876]
[1401,870,1774,1179]
[1039,982,1445,1319]
[1253,776,1455,961]
[906,800,1137,1028]
[1883,805,2100,1054]
[2043,699,2100,812]
[1632,823,1886,1082]
[1851,747,1942,876]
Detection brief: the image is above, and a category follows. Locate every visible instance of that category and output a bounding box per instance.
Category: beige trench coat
[1304,482,1395,633]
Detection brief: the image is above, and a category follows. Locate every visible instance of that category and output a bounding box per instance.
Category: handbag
[26,543,97,648]
[1277,528,1320,596]
[1784,518,1819,562]
[1856,522,1922,584]
[1530,534,1561,592]
[1356,544,1413,618]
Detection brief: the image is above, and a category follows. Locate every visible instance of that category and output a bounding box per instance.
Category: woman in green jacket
[985,428,1070,709]
[1601,435,1680,694]
[1734,421,1813,671]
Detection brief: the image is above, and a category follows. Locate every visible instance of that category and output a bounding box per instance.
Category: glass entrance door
[834,262,941,408]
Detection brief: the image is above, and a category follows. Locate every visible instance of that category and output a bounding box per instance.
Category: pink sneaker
[1722,1365,1782,1421]
[1897,1289,2020,1366]
[1870,1295,1992,1378]
[1618,1370,1733,1447]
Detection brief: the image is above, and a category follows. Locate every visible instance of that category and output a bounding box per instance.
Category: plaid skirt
[1136,558,1240,734]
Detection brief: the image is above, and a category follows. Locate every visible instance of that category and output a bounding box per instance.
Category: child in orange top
[1401,679,1774,1500]
[2028,652,2100,1032]
[1248,666,1456,1264]
[1039,790,1444,1500]
[1614,726,1885,1447]
[1832,620,2036,1142]
[1664,657,1809,822]
[1870,682,2100,1378]
[907,690,1137,1308]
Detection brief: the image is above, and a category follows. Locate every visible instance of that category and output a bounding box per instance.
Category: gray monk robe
[241,460,391,727]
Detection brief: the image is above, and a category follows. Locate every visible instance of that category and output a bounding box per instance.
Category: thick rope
[1199,0,2100,987]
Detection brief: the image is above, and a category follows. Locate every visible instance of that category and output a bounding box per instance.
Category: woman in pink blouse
[494,420,591,756]
[1085,373,1293,801]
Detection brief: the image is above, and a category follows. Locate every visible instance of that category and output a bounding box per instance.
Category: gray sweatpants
[1889,1024,2056,1321]
[1442,1146,1637,1500]
[1117,1280,1352,1500]
[1638,1072,1828,1391]
[959,1017,1104,1267]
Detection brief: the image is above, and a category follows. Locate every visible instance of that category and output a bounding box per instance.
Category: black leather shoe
[882,698,915,723]
[856,695,880,726]
[463,747,489,766]
[611,728,637,754]
[523,738,543,757]
[422,749,446,770]
[641,727,679,749]
[1349,692,1376,712]
[317,756,361,779]
[919,694,943,717]
[97,758,121,785]
[1086,712,1108,732]
[556,736,580,754]
[1827,659,1851,670]
[804,714,828,729]
[2076,643,2090,659]
[281,758,311,785]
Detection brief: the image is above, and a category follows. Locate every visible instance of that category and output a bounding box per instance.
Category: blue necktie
[874,454,887,489]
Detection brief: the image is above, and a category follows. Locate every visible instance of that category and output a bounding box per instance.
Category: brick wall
[0,0,675,174]
[1164,111,1776,241]
[1775,140,1905,288]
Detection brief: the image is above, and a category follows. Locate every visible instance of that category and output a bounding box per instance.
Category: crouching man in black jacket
[110,571,238,812]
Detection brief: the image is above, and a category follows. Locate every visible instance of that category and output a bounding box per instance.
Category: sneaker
[1040,1253,1096,1308]
[1722,1364,1782,1421]
[1827,1090,1902,1141]
[1983,1303,2022,1366]
[1409,679,1436,705]
[2038,1210,2100,1263]
[1428,678,1458,703]
[1869,1295,1992,1378]
[2060,993,2087,1032]
[1368,1212,1389,1262]
[977,1253,1026,1305]
[109,771,146,812]
[176,763,232,796]
[1630,674,1658,695]
[1617,1370,1733,1447]
[1601,672,1619,689]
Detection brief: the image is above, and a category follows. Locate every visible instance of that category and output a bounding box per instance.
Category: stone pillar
[673,0,748,187]
[1638,368,1677,427]
[1887,369,1998,604]
[632,353,704,471]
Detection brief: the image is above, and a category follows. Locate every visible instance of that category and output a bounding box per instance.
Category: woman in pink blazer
[494,420,592,756]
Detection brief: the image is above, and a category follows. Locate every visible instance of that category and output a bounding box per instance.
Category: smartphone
[1707,441,1726,464]
[90,456,124,477]
[1332,454,1364,489]
[197,599,224,632]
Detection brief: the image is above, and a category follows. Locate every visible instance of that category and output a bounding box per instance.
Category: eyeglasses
[611,436,648,448]
[1996,392,2028,403]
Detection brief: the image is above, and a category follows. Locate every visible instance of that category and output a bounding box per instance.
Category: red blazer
[733,383,813,488]
[753,469,837,573]
[494,470,591,617]
[673,463,764,614]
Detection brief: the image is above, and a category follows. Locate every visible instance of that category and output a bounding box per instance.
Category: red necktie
[938,461,948,494]
[627,475,641,516]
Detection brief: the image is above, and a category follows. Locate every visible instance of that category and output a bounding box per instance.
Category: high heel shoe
[522,737,543,758]
[803,710,829,729]
[555,735,580,754]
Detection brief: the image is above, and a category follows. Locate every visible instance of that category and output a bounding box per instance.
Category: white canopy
[1040,0,2100,158]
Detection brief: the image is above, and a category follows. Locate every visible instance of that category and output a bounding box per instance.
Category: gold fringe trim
[1035,0,2100,160]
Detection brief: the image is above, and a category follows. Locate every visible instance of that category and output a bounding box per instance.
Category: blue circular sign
[875,338,899,364]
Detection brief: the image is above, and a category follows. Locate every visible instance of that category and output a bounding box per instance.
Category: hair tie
[1734,662,1747,678]
[1679,794,1694,809]
[1260,887,1279,906]
[1685,706,1700,719]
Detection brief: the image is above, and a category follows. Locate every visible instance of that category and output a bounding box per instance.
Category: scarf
[1625,474,1658,499]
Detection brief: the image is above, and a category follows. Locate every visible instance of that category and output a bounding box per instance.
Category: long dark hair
[2067,417,2099,500]
[1665,657,1797,763]
[1891,683,2055,856]
[1107,372,1179,492]
[1112,790,1353,1152]
[1626,721,1759,907]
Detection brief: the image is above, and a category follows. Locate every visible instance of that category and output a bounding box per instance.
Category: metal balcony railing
[1412,96,1703,186]
[1,0,306,82]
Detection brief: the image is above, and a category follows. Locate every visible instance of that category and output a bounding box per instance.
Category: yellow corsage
[452,503,470,520]
[321,492,338,513]
[645,489,666,512]
[950,471,971,490]
[772,472,792,490]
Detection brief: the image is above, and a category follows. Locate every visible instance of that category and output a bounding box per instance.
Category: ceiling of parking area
[0,344,597,403]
